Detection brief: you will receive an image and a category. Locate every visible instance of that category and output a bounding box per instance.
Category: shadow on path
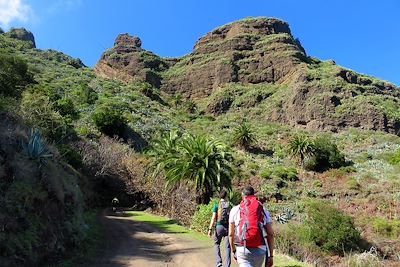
[78,209,212,267]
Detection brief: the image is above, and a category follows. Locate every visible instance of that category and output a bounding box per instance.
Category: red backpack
[235,195,265,248]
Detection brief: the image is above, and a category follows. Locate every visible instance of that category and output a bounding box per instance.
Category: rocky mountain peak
[194,17,291,51]
[4,28,36,48]
[114,34,142,48]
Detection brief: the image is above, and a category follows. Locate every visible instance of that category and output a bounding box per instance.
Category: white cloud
[0,0,32,28]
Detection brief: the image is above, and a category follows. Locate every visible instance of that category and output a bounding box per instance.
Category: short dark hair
[219,190,227,199]
[242,186,255,196]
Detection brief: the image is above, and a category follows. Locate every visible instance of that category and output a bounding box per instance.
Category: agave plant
[275,208,296,224]
[22,129,53,161]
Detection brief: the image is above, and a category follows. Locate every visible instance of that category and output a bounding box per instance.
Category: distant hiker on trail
[228,186,274,267]
[112,197,119,212]
[208,190,231,267]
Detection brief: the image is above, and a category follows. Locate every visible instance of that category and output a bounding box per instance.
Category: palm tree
[289,135,315,167]
[233,121,256,149]
[148,129,181,174]
[150,132,234,204]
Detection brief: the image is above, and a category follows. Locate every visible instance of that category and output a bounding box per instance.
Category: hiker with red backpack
[228,186,274,267]
[208,190,231,267]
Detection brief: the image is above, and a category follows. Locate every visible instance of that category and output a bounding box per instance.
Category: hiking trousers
[213,224,231,267]
[235,246,266,267]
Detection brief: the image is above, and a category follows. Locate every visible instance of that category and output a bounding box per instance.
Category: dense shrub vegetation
[191,199,219,234]
[301,200,361,255]
[1,23,400,266]
[305,136,346,171]
[0,51,33,97]
[275,200,363,265]
[92,106,127,137]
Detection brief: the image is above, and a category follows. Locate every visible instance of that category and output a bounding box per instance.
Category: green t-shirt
[212,203,222,226]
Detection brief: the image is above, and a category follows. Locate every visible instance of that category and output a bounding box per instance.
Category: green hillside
[1,19,399,266]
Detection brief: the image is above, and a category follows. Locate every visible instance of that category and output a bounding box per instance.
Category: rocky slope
[95,17,400,135]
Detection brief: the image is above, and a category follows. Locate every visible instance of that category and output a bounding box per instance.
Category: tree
[233,121,256,149]
[149,132,234,204]
[289,134,315,167]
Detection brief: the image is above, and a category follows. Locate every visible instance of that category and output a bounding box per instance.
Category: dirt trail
[81,210,216,267]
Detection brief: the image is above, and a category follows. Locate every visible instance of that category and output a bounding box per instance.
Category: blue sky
[2,0,399,85]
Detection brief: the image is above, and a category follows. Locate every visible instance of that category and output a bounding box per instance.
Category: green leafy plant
[307,136,346,171]
[55,97,79,120]
[233,121,256,149]
[300,200,361,255]
[260,165,297,181]
[0,51,33,97]
[346,177,361,190]
[186,99,197,113]
[92,106,127,137]
[372,218,400,238]
[58,144,83,169]
[289,134,315,167]
[149,132,234,204]
[191,199,218,234]
[389,149,400,165]
[229,190,242,205]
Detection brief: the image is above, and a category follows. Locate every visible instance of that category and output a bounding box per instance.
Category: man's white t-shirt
[229,204,272,250]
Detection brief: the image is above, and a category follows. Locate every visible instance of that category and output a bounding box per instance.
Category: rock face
[162,18,305,98]
[4,28,36,48]
[94,34,167,87]
[94,17,400,135]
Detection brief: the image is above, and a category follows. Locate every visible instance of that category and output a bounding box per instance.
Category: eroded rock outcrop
[4,28,36,48]
[94,34,168,87]
[94,17,400,135]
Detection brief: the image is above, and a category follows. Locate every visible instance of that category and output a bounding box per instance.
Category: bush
[260,168,272,179]
[345,250,382,267]
[274,223,327,265]
[58,144,83,169]
[261,165,297,181]
[92,106,127,137]
[389,149,400,165]
[372,218,400,238]
[346,177,361,190]
[191,199,218,234]
[313,179,322,188]
[306,136,346,172]
[55,97,79,120]
[0,52,34,97]
[301,200,361,255]
[20,91,68,140]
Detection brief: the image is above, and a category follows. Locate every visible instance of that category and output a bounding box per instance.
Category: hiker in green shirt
[208,190,231,267]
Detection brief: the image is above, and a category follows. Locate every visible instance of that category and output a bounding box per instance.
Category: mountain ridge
[94,17,400,135]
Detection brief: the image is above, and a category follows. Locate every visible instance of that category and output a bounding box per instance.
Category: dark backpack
[217,200,230,226]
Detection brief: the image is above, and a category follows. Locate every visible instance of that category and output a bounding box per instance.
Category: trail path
[82,210,215,267]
